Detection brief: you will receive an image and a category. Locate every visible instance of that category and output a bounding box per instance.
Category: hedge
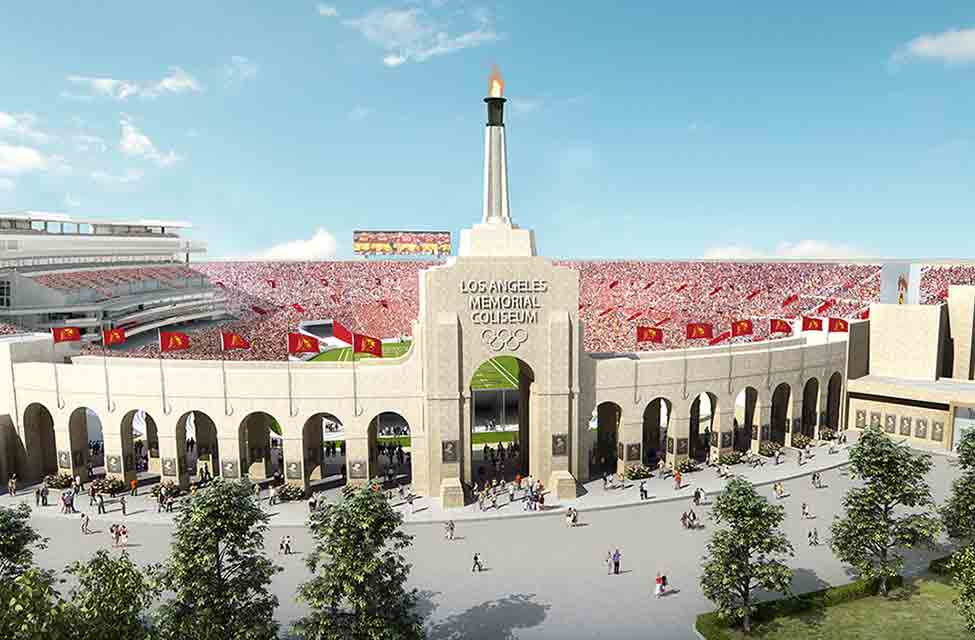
[929,554,955,576]
[695,575,905,639]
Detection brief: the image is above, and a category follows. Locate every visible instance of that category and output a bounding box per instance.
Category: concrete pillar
[752,403,770,454]
[618,418,642,475]
[103,429,136,486]
[668,411,691,469]
[461,392,472,486]
[714,409,735,460]
[787,393,801,448]
[282,438,304,489]
[55,416,89,483]
[815,381,828,441]
[304,427,323,482]
[217,435,241,480]
[157,433,190,490]
[345,431,371,488]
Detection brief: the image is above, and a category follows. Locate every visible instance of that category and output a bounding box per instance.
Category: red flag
[708,286,722,297]
[608,280,619,289]
[266,279,276,289]
[731,319,754,337]
[221,332,251,350]
[354,334,383,357]
[675,283,688,293]
[636,326,663,343]
[745,288,762,301]
[709,331,731,346]
[686,322,714,340]
[782,293,799,307]
[828,318,849,333]
[288,332,319,354]
[159,331,190,352]
[251,305,268,315]
[625,311,643,321]
[102,327,126,346]
[598,306,618,317]
[816,299,835,314]
[332,321,353,345]
[52,327,81,343]
[858,308,870,320]
[770,318,792,334]
[802,316,824,332]
[291,303,305,313]
[655,316,671,326]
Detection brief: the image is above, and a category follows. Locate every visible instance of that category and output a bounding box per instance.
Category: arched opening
[120,409,159,482]
[68,407,101,480]
[238,411,279,481]
[175,411,219,480]
[801,378,819,439]
[302,412,345,490]
[367,411,411,487]
[770,383,791,446]
[642,398,671,466]
[593,401,622,475]
[689,392,717,463]
[469,356,532,486]
[20,403,57,482]
[826,372,843,431]
[733,387,758,452]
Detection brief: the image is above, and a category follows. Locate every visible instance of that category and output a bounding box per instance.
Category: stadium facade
[0,81,972,507]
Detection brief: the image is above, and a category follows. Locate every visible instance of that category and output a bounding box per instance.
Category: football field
[310,339,413,362]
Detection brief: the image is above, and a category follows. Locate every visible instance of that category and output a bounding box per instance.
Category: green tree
[293,485,425,640]
[699,477,793,633]
[0,503,46,579]
[942,429,975,543]
[64,550,159,640]
[0,567,70,640]
[829,424,941,595]
[950,545,975,632]
[154,479,281,640]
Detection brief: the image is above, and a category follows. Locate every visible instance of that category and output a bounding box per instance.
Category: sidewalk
[9,443,851,528]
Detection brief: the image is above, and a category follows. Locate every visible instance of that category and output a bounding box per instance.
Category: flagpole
[101,323,115,413]
[50,331,64,409]
[352,336,363,417]
[221,336,233,417]
[158,330,172,415]
[682,342,689,400]
[287,337,297,418]
[727,337,733,394]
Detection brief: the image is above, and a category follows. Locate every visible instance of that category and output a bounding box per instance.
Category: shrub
[819,427,836,441]
[930,554,955,576]
[151,480,186,499]
[43,473,74,489]
[717,451,743,466]
[791,433,812,449]
[623,464,654,480]
[695,575,905,638]
[91,477,126,495]
[276,483,306,502]
[674,458,700,474]
[759,441,783,457]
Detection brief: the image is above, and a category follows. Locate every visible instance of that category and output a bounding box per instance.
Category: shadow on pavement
[427,593,551,640]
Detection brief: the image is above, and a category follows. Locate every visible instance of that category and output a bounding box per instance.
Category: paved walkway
[7,441,962,640]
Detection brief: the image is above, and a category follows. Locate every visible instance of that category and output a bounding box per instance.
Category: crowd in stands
[0,260,959,359]
[31,265,206,301]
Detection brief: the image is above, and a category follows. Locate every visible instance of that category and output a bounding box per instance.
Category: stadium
[2,80,975,508]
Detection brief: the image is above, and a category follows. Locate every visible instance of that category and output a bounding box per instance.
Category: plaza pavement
[8,439,963,640]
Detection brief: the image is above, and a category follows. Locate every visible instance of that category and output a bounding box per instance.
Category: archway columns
[344,434,371,489]
[218,434,242,480]
[712,409,734,460]
[281,438,303,489]
[304,428,324,482]
[157,433,190,490]
[787,393,802,448]
[618,418,643,475]
[751,403,771,454]
[535,389,577,499]
[103,429,137,486]
[54,421,89,483]
[668,414,691,469]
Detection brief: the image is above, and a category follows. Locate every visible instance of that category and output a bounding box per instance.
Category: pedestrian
[809,528,819,546]
[655,572,664,598]
[97,493,106,514]
[308,496,317,513]
[81,512,91,535]
[34,487,41,507]
[472,553,483,573]
[508,482,516,504]
[284,535,293,555]
[269,485,277,506]
[565,508,574,528]
[605,550,613,575]
[41,483,49,507]
[445,520,455,540]
[253,483,261,502]
[612,548,621,575]
[109,523,118,547]
[801,502,810,519]
[8,473,17,496]
[674,470,682,491]
[680,511,688,529]
[407,493,415,514]
[75,474,83,495]
[130,478,138,497]
[693,488,701,506]
[639,481,648,500]
[88,483,97,506]
[797,450,803,466]
[120,524,128,547]
[120,496,127,516]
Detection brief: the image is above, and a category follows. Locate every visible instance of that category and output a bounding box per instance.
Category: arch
[642,397,671,465]
[119,408,159,481]
[302,412,345,488]
[175,411,219,479]
[238,411,278,481]
[19,403,57,482]
[801,378,820,439]
[733,387,758,452]
[826,371,843,431]
[594,401,622,475]
[69,406,102,480]
[468,356,533,486]
[689,392,717,462]
[770,383,791,446]
[367,411,411,486]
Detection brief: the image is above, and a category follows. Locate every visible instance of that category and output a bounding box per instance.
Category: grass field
[376,431,518,448]
[310,339,413,362]
[724,577,966,640]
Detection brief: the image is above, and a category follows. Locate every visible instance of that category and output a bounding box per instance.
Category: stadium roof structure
[0,210,193,229]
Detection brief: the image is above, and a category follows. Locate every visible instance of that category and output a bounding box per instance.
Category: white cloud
[64,194,81,208]
[73,134,108,153]
[0,143,48,174]
[509,97,542,113]
[893,27,975,65]
[90,168,145,184]
[66,67,202,100]
[119,116,181,167]
[343,7,498,67]
[0,177,14,191]
[703,239,865,260]
[348,105,374,120]
[224,56,259,83]
[0,112,54,144]
[253,228,339,260]
[317,4,338,17]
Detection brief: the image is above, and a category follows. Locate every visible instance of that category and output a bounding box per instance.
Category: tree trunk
[742,588,751,633]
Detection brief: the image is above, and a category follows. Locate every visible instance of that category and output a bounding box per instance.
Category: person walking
[120,524,128,547]
[41,483,49,507]
[97,493,106,515]
[639,481,648,500]
[605,550,613,575]
[472,553,483,573]
[801,502,811,519]
[130,478,138,497]
[809,528,819,546]
[81,512,91,535]
[407,493,415,514]
[88,483,97,507]
[34,487,41,507]
[654,572,663,598]
[119,496,127,516]
[8,473,17,496]
[673,470,682,491]
[612,548,622,575]
[445,520,455,540]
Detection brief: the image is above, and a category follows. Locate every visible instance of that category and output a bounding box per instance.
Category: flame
[489,65,503,98]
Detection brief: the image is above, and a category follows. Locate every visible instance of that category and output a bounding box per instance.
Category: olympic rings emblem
[481,328,528,352]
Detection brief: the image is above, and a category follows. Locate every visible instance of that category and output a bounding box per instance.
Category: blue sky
[0,2,973,260]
